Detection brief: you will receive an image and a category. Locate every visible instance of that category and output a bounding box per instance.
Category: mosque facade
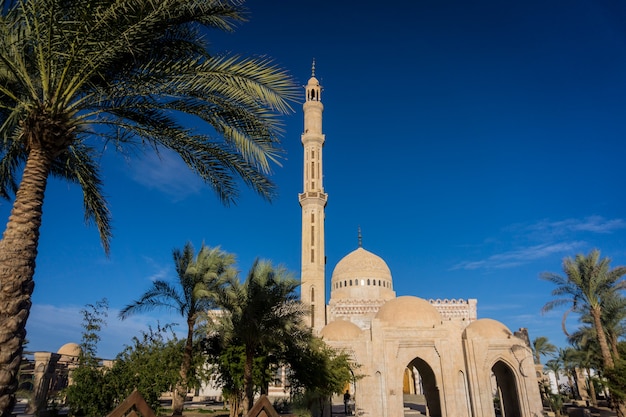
[299,66,543,417]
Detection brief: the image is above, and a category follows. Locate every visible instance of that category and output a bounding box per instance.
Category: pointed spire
[311,58,316,77]
[357,226,362,248]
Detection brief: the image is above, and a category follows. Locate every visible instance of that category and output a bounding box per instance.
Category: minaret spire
[299,64,327,332]
[358,226,362,248]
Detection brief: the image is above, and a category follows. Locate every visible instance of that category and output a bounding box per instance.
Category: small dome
[375,296,441,328]
[307,76,320,86]
[320,320,362,341]
[57,343,81,357]
[463,318,513,340]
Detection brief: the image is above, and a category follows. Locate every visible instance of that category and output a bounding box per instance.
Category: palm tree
[542,249,626,417]
[0,0,297,412]
[541,249,626,370]
[120,243,236,415]
[600,293,626,360]
[532,336,557,365]
[216,260,306,415]
[568,340,600,407]
[545,357,563,393]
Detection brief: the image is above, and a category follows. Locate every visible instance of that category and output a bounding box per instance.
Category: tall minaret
[299,61,327,332]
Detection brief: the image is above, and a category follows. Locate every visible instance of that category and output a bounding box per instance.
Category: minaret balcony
[298,192,328,205]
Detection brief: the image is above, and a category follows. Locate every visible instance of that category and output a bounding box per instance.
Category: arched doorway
[403,357,442,417]
[491,360,522,417]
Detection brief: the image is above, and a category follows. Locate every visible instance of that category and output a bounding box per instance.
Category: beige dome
[320,320,362,341]
[375,296,441,328]
[463,318,512,340]
[330,247,396,303]
[57,343,81,357]
[333,247,391,281]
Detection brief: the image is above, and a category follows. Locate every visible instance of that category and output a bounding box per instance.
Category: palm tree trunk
[590,307,614,369]
[590,308,626,417]
[586,369,597,408]
[610,333,620,360]
[172,320,195,415]
[243,346,255,416]
[0,148,52,417]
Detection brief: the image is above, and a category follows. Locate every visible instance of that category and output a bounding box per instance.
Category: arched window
[311,287,315,303]
[367,279,370,285]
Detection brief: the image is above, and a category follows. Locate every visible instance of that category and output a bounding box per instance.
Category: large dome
[57,343,81,357]
[330,247,395,302]
[375,296,442,328]
[320,320,362,341]
[463,318,513,340]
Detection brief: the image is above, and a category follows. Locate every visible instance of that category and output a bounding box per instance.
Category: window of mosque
[311,287,315,302]
[367,279,370,285]
[378,280,381,286]
[350,280,353,286]
[361,279,365,286]
[311,213,314,222]
[311,226,314,245]
[311,249,314,263]
[373,280,376,286]
[311,162,315,178]
[344,280,347,287]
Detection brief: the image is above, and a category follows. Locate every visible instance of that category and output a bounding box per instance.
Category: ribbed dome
[330,247,395,302]
[320,320,362,341]
[463,318,512,340]
[375,296,441,328]
[57,343,81,357]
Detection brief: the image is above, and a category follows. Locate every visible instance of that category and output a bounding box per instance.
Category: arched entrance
[403,357,442,417]
[491,360,522,417]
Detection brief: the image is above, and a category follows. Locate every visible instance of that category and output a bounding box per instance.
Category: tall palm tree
[532,336,557,365]
[217,260,306,415]
[0,0,297,413]
[542,249,626,417]
[541,249,626,370]
[119,243,236,415]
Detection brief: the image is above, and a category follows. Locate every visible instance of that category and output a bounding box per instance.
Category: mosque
[23,66,544,417]
[298,65,543,417]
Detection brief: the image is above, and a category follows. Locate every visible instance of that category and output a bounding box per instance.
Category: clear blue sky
[4,0,626,359]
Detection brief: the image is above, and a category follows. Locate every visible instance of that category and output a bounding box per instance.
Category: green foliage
[213,259,307,413]
[605,358,626,403]
[203,341,271,414]
[548,393,564,417]
[65,366,112,417]
[65,299,200,416]
[106,324,184,412]
[120,242,236,414]
[287,337,357,411]
[532,336,556,364]
[65,299,112,416]
[78,299,108,365]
